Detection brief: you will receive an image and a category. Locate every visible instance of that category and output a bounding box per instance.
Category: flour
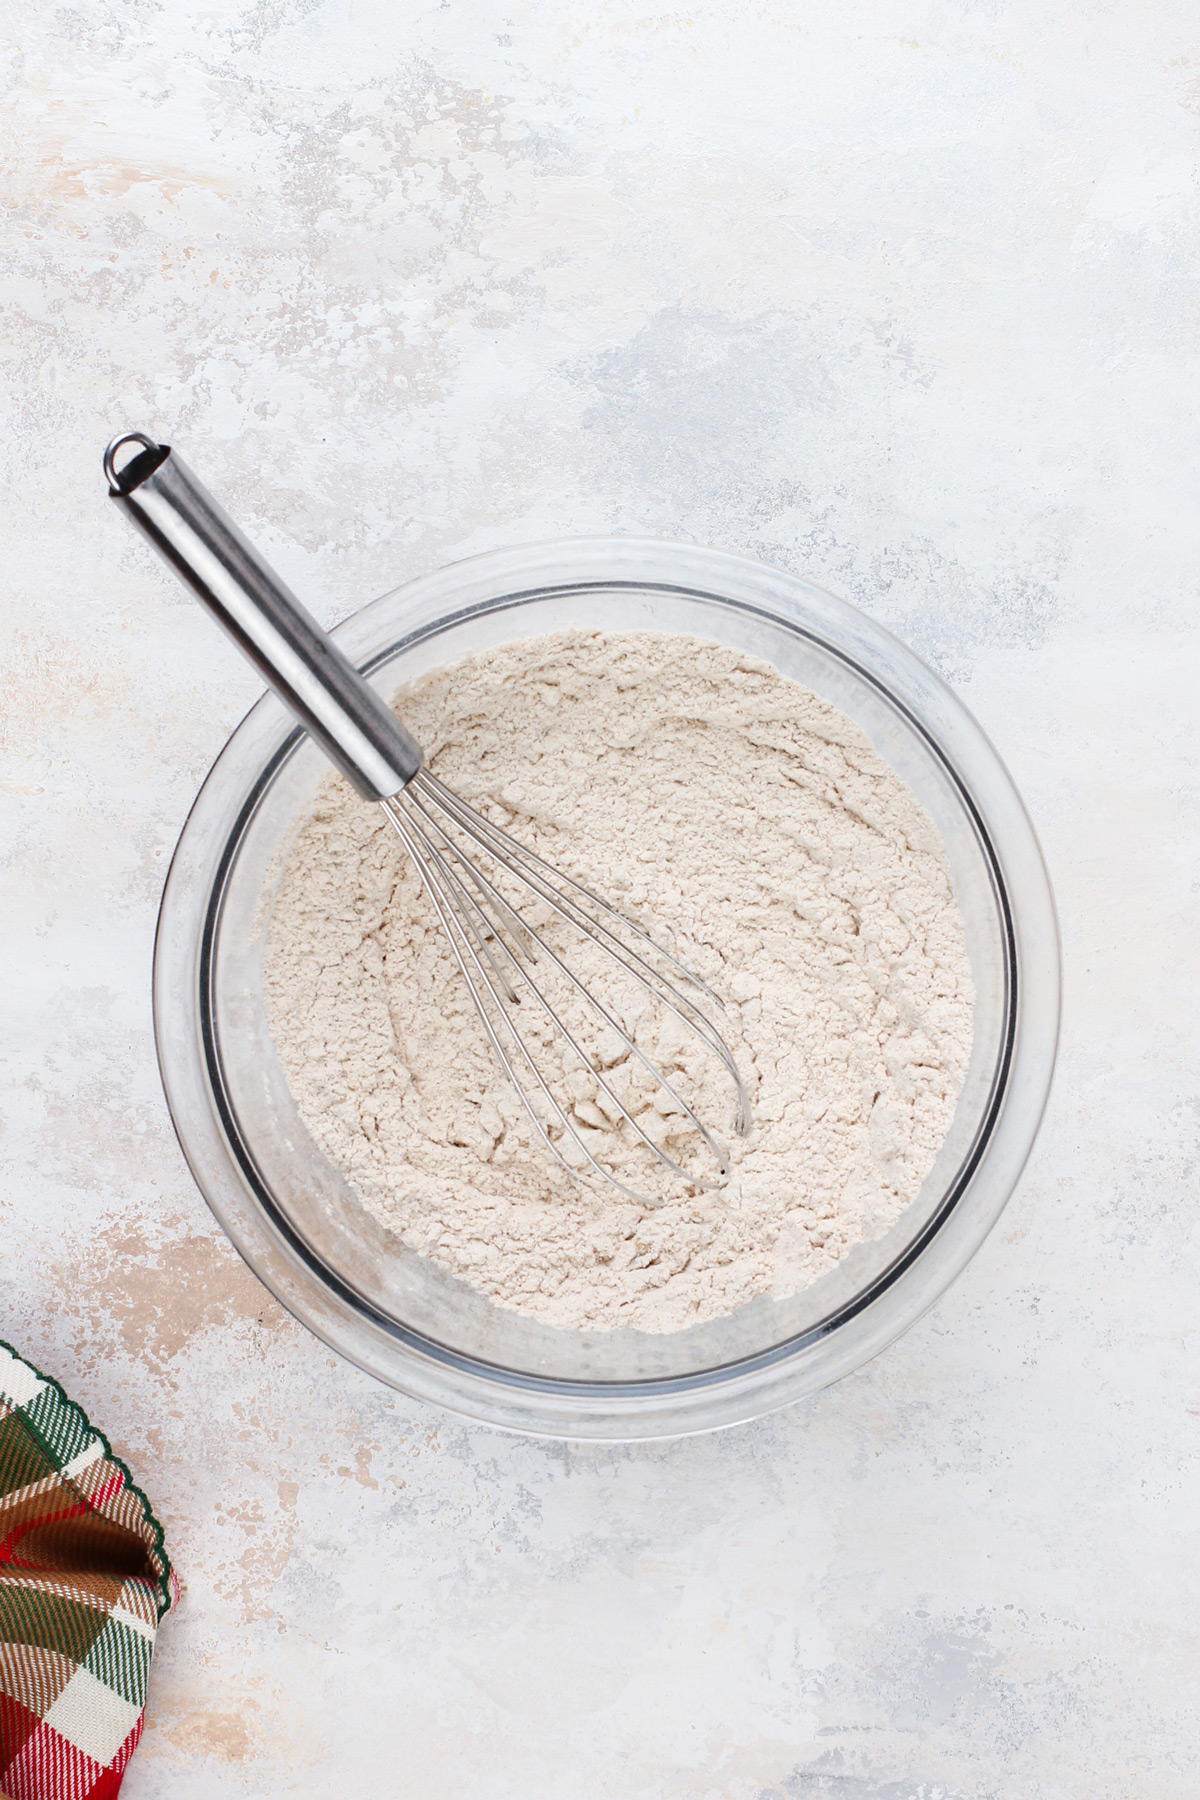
[263,631,974,1333]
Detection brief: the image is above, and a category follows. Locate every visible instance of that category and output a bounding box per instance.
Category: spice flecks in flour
[264,631,974,1332]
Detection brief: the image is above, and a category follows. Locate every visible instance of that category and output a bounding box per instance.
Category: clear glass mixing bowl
[154,540,1059,1440]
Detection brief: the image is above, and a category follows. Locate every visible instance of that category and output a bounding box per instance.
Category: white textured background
[4,1,1200,1794]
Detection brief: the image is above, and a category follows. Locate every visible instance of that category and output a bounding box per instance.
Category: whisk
[105,432,750,1205]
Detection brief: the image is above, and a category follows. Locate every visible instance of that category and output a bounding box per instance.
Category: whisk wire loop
[385,795,707,1204]
[381,772,749,1206]
[391,784,728,1189]
[410,772,751,1133]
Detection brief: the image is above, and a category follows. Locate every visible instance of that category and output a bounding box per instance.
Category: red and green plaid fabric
[0,1342,175,1799]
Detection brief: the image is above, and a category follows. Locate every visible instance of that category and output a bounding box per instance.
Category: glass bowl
[153,539,1059,1440]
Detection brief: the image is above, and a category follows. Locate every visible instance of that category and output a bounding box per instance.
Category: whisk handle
[103,433,423,801]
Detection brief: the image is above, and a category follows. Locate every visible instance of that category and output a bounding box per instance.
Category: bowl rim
[153,536,1060,1440]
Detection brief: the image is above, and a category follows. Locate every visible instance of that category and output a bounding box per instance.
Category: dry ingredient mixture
[264,631,974,1333]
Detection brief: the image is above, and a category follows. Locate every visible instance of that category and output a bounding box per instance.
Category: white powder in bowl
[263,631,974,1333]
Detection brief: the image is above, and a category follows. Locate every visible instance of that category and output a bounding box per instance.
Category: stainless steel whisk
[105,433,750,1204]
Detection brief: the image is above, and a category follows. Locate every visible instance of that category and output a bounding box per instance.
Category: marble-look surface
[4,1,1200,1793]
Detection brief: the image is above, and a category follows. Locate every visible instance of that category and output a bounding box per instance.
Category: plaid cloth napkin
[0,1341,175,1799]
